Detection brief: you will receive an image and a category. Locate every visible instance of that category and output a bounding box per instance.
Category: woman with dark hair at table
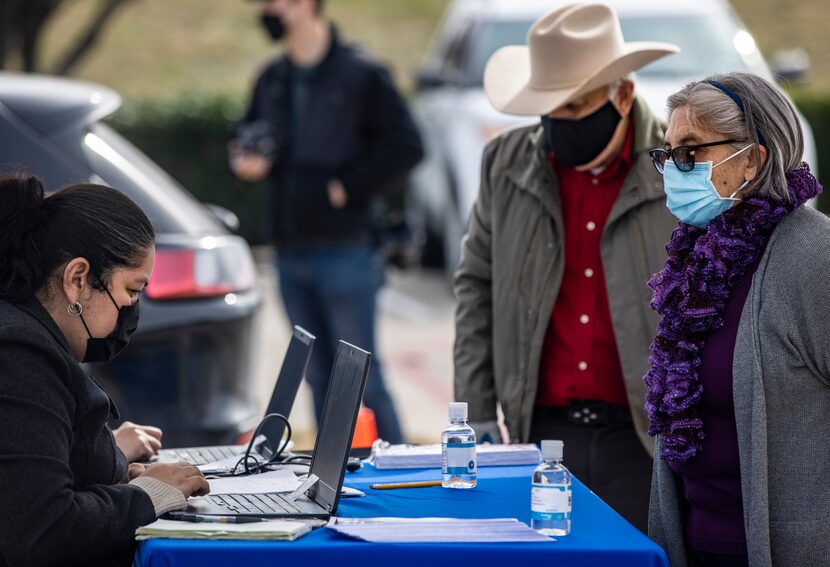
[645,72,829,567]
[0,174,210,567]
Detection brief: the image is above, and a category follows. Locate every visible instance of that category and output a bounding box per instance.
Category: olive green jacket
[453,97,677,450]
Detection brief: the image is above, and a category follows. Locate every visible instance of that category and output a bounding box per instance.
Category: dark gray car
[0,73,264,446]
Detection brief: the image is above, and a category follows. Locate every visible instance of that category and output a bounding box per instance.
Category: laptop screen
[259,326,315,460]
[308,341,370,513]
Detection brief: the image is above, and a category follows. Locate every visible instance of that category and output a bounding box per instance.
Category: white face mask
[663,144,753,228]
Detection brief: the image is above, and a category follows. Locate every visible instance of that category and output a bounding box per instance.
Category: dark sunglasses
[648,139,738,174]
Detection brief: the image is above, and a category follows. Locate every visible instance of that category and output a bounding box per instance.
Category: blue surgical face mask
[663,144,753,228]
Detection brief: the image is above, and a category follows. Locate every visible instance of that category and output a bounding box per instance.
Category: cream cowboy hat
[484,3,680,116]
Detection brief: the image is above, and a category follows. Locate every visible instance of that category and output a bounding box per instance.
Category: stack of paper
[327,517,551,543]
[203,469,301,495]
[371,443,541,469]
[135,519,311,541]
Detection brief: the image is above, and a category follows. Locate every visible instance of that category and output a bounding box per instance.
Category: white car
[409,0,818,277]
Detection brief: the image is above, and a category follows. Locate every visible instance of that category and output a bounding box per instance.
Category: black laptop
[169,341,371,519]
[156,326,315,467]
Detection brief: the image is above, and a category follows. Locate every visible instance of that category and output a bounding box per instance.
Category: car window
[441,23,475,84]
[82,123,223,236]
[0,106,91,188]
[619,16,748,78]
[465,15,752,87]
[468,20,532,88]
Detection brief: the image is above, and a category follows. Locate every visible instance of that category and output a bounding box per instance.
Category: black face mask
[80,281,140,364]
[261,13,286,41]
[541,99,621,168]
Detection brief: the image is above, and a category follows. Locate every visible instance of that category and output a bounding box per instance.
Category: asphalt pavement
[251,247,456,448]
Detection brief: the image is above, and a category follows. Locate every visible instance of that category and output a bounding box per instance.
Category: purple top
[666,251,763,556]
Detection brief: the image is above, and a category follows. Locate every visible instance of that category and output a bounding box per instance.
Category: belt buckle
[568,401,608,426]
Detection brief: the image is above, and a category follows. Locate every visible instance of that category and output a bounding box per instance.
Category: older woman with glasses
[645,71,828,567]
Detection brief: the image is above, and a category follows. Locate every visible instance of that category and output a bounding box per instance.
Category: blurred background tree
[0,0,137,74]
[6,0,827,240]
[10,0,825,101]
[0,0,450,100]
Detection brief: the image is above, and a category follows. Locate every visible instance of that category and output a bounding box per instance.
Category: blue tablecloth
[135,464,668,567]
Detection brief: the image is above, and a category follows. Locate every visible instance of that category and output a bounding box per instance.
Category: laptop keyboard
[208,492,303,515]
[172,446,243,466]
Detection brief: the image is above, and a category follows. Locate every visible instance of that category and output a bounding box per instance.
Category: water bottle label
[531,483,571,520]
[442,442,476,475]
[531,511,569,521]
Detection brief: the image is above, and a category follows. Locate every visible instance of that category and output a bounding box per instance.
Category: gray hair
[666,72,803,201]
[608,72,635,98]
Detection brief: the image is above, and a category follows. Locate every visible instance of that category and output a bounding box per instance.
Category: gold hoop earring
[67,302,83,317]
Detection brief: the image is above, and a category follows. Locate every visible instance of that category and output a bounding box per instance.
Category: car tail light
[145,235,257,300]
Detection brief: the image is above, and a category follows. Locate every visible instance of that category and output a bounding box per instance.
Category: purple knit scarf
[644,162,822,461]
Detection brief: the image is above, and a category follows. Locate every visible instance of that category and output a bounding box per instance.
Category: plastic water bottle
[530,440,571,536]
[441,402,476,488]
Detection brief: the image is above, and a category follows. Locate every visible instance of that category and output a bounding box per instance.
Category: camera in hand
[236,120,277,160]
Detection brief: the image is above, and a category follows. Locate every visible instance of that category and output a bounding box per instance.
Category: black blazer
[242,25,424,247]
[0,298,155,567]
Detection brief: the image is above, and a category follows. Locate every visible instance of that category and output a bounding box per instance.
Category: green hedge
[109,89,830,246]
[792,90,830,213]
[107,95,271,244]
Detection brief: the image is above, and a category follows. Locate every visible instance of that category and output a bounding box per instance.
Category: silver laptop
[168,341,370,520]
[155,326,314,467]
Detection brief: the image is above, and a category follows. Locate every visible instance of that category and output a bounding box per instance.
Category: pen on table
[173,514,264,524]
[369,480,443,490]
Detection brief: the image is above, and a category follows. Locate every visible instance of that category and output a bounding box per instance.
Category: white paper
[138,518,307,534]
[372,443,541,469]
[135,518,311,541]
[202,469,301,496]
[327,517,552,543]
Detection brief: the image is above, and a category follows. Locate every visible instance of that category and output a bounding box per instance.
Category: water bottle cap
[541,440,563,460]
[448,402,468,419]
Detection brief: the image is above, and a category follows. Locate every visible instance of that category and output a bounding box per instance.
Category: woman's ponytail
[0,173,155,304]
[0,174,47,302]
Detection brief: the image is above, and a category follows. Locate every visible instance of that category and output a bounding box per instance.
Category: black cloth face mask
[541,99,621,168]
[80,279,140,363]
[261,13,286,41]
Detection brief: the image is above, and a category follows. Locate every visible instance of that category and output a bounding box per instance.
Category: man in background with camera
[231,0,423,444]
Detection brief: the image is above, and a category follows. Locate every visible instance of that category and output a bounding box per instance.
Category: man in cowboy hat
[453,3,679,531]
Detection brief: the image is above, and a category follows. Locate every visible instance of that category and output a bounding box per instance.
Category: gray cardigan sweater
[649,206,830,566]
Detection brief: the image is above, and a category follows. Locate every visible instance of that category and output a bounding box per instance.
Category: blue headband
[706,80,745,111]
[705,79,766,146]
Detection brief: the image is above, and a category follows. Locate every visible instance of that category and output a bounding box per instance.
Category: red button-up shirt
[536,121,635,407]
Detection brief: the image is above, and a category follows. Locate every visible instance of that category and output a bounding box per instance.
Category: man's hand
[229,141,271,182]
[231,153,271,182]
[113,421,163,463]
[469,420,505,444]
[327,178,348,208]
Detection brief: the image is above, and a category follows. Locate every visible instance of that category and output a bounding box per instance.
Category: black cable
[272,413,292,460]
[254,454,311,472]
[282,454,312,464]
[224,413,292,477]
